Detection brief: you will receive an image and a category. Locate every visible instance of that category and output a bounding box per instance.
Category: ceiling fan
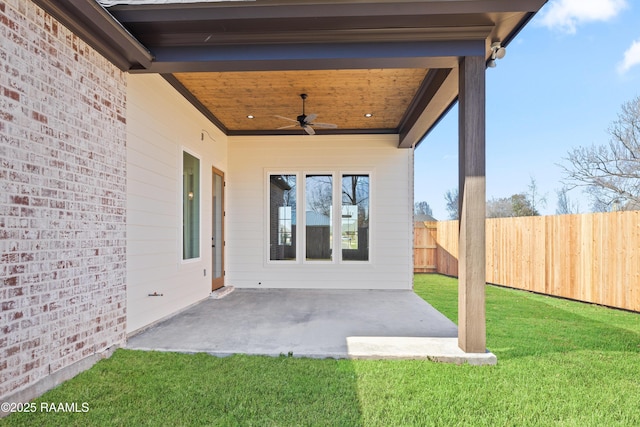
[275,94,338,135]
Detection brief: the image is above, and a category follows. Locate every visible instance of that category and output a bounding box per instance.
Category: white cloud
[618,39,640,74]
[538,0,627,33]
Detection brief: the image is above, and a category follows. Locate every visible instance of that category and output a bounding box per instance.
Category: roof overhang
[33,0,546,147]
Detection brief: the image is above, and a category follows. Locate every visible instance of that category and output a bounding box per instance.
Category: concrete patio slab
[126,288,496,365]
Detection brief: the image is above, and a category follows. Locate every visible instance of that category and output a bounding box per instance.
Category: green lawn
[4,275,640,426]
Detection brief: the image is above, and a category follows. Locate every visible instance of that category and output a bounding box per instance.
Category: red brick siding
[0,0,127,399]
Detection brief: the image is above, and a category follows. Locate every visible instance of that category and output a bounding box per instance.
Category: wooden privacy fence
[413,222,437,273]
[414,211,640,312]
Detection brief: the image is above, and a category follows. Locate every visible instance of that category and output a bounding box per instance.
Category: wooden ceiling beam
[132,40,484,74]
[133,26,495,48]
[398,68,454,147]
[399,68,460,148]
[142,56,456,74]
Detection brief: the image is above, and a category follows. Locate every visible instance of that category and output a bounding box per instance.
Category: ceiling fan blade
[310,122,338,129]
[277,124,297,130]
[304,113,317,123]
[274,115,298,123]
[303,125,315,135]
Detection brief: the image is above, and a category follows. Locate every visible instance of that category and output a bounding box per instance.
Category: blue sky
[414,0,640,220]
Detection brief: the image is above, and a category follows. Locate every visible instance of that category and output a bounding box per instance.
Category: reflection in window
[270,175,296,261]
[278,207,292,246]
[342,175,369,261]
[183,152,200,260]
[306,175,332,261]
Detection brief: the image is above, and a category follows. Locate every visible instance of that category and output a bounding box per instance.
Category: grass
[3,275,640,426]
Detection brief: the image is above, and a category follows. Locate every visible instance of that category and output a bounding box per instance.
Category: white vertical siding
[126,74,227,333]
[227,135,413,290]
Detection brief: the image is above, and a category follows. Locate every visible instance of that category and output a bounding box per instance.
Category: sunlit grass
[4,275,640,426]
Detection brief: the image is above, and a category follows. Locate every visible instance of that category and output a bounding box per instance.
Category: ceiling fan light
[275,94,337,134]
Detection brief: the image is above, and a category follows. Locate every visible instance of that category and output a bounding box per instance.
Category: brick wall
[0,0,127,399]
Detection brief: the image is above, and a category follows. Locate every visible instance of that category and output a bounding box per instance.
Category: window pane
[342,175,369,261]
[183,152,200,260]
[306,175,332,261]
[270,175,296,261]
[212,172,223,277]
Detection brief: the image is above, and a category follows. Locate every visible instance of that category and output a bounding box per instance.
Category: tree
[486,196,513,218]
[342,176,368,207]
[487,193,538,218]
[414,201,433,217]
[306,176,333,217]
[511,193,539,216]
[555,186,580,215]
[526,176,547,214]
[444,188,459,220]
[342,175,370,227]
[561,95,640,211]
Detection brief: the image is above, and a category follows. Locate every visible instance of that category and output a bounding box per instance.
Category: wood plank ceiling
[173,69,429,132]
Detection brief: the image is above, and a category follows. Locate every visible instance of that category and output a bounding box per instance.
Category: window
[341,175,369,261]
[305,174,333,261]
[183,151,200,260]
[269,174,297,261]
[267,171,370,264]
